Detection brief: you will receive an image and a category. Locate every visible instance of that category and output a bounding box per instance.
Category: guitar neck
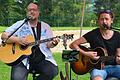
[28,36,60,46]
[27,34,73,47]
[38,36,59,43]
[100,56,115,62]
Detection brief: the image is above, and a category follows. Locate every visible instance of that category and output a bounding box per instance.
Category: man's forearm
[1,32,19,43]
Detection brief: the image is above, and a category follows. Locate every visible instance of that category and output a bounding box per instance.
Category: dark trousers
[11,60,58,80]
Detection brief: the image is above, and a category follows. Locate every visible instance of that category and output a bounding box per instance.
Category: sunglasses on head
[98,10,114,18]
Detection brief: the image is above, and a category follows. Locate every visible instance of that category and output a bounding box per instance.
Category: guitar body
[0,34,74,66]
[0,36,34,66]
[70,46,106,75]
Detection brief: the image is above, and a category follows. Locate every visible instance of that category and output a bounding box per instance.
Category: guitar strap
[31,21,41,41]
[29,21,45,70]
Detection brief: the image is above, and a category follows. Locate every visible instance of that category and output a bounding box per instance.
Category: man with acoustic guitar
[69,10,120,80]
[1,2,59,80]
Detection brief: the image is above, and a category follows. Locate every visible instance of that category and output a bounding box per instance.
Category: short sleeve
[117,32,120,48]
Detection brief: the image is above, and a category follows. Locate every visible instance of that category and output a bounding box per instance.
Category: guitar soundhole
[90,47,105,64]
[20,45,28,50]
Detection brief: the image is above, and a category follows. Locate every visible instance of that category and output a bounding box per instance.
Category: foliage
[2,0,120,27]
[8,0,32,25]
[50,0,92,27]
[0,0,9,26]
[94,0,120,27]
[0,0,96,27]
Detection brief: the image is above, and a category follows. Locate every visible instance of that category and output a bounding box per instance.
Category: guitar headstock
[59,33,74,41]
[58,34,74,49]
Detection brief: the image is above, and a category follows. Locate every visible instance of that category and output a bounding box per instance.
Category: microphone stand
[103,23,120,31]
[2,19,29,46]
[111,27,120,31]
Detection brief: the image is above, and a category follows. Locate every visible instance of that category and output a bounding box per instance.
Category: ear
[111,19,113,23]
[38,12,40,16]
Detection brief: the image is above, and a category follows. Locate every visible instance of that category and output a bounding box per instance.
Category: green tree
[0,0,9,26]
[8,0,30,26]
[38,0,52,25]
[94,0,120,27]
[0,0,98,27]
[51,0,84,27]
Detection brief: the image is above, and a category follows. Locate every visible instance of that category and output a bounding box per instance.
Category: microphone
[102,23,111,30]
[24,16,32,22]
[103,23,120,31]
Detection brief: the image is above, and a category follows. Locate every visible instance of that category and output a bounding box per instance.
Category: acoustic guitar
[62,46,115,75]
[0,34,74,66]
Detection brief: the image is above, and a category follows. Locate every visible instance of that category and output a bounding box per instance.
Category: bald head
[26,3,40,20]
[27,3,39,11]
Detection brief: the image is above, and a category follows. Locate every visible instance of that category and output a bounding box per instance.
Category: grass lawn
[0,53,90,80]
[0,27,7,32]
[53,53,90,80]
[0,26,96,31]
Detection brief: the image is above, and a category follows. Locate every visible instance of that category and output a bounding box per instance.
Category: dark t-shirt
[83,28,120,56]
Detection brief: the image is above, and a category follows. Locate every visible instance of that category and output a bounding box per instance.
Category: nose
[103,19,107,23]
[29,10,34,13]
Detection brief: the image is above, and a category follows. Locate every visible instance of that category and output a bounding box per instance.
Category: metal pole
[80,0,86,37]
[77,0,86,80]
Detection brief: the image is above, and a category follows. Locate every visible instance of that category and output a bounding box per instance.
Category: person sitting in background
[69,10,120,80]
[1,2,59,80]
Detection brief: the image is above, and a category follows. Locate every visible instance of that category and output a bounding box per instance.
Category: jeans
[90,65,120,80]
[11,60,58,80]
